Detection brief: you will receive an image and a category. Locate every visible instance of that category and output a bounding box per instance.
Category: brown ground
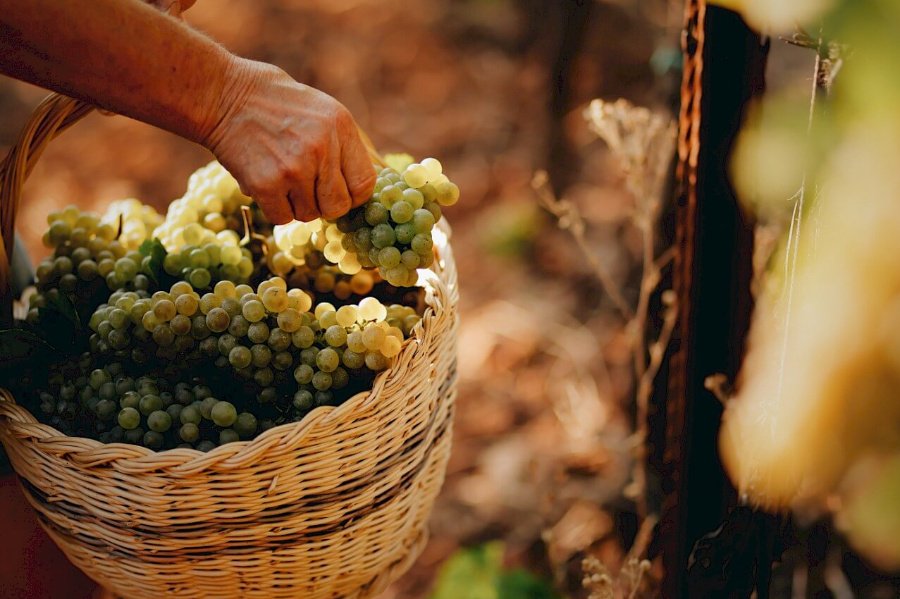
[0,1,680,597]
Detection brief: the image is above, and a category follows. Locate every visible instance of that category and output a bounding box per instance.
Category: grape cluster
[33,357,262,451]
[151,162,261,289]
[160,230,255,290]
[87,276,421,425]
[22,158,437,453]
[101,198,163,250]
[272,157,459,287]
[29,206,154,325]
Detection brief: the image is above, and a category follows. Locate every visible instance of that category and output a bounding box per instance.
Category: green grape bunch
[271,157,459,288]
[18,156,438,453]
[28,205,156,327]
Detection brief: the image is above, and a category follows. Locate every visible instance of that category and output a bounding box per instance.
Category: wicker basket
[0,94,459,598]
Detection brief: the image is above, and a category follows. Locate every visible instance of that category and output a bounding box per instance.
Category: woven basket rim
[0,221,456,472]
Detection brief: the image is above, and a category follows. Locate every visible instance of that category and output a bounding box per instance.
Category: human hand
[200,60,377,225]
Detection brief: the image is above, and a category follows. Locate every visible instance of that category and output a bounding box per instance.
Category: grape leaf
[139,237,167,286]
[0,328,55,388]
[0,328,54,362]
[34,292,84,354]
[40,288,81,330]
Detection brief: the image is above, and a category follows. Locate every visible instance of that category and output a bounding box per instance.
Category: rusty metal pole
[658,2,770,597]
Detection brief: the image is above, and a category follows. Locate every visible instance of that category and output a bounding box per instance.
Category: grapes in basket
[3,154,458,452]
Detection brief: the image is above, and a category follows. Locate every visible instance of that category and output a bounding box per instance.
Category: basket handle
[0,94,95,326]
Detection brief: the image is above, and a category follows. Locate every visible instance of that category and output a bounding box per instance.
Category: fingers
[288,171,318,222]
[341,134,377,208]
[257,195,294,226]
[316,140,353,220]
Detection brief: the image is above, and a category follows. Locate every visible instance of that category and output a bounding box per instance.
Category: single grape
[234,413,258,438]
[267,327,292,352]
[347,331,368,353]
[390,201,414,224]
[139,394,163,416]
[250,344,273,368]
[382,335,403,357]
[402,163,429,188]
[378,246,402,269]
[371,224,396,249]
[179,422,200,443]
[242,300,266,323]
[175,293,199,316]
[331,367,350,390]
[311,371,333,391]
[205,307,231,333]
[118,407,141,430]
[365,202,389,226]
[152,324,175,347]
[411,234,433,256]
[210,401,237,427]
[276,308,303,333]
[435,181,460,206]
[292,389,314,410]
[293,364,314,385]
[292,326,315,349]
[188,268,212,289]
[191,315,212,339]
[147,410,173,433]
[228,315,250,338]
[229,346,252,369]
[316,347,340,372]
[412,208,436,233]
[247,321,270,344]
[365,352,389,371]
[342,350,365,370]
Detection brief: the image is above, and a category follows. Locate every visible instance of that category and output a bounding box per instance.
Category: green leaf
[139,238,167,287]
[34,292,84,355]
[429,543,504,599]
[0,328,54,362]
[428,543,559,599]
[498,570,559,599]
[41,290,81,330]
[0,328,55,388]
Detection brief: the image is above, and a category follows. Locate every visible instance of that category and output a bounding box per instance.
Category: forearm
[0,0,247,145]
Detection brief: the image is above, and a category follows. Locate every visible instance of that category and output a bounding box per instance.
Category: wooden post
[658,2,771,597]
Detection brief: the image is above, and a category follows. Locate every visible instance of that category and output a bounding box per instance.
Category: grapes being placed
[271,156,458,287]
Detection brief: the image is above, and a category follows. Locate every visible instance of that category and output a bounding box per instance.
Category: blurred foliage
[715,0,900,573]
[428,542,560,599]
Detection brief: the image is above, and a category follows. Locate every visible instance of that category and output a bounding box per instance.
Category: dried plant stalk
[537,99,675,597]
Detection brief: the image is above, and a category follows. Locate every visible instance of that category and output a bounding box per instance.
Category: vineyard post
[656,3,773,597]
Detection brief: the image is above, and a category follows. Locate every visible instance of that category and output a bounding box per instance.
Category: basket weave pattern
[0,94,459,598]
